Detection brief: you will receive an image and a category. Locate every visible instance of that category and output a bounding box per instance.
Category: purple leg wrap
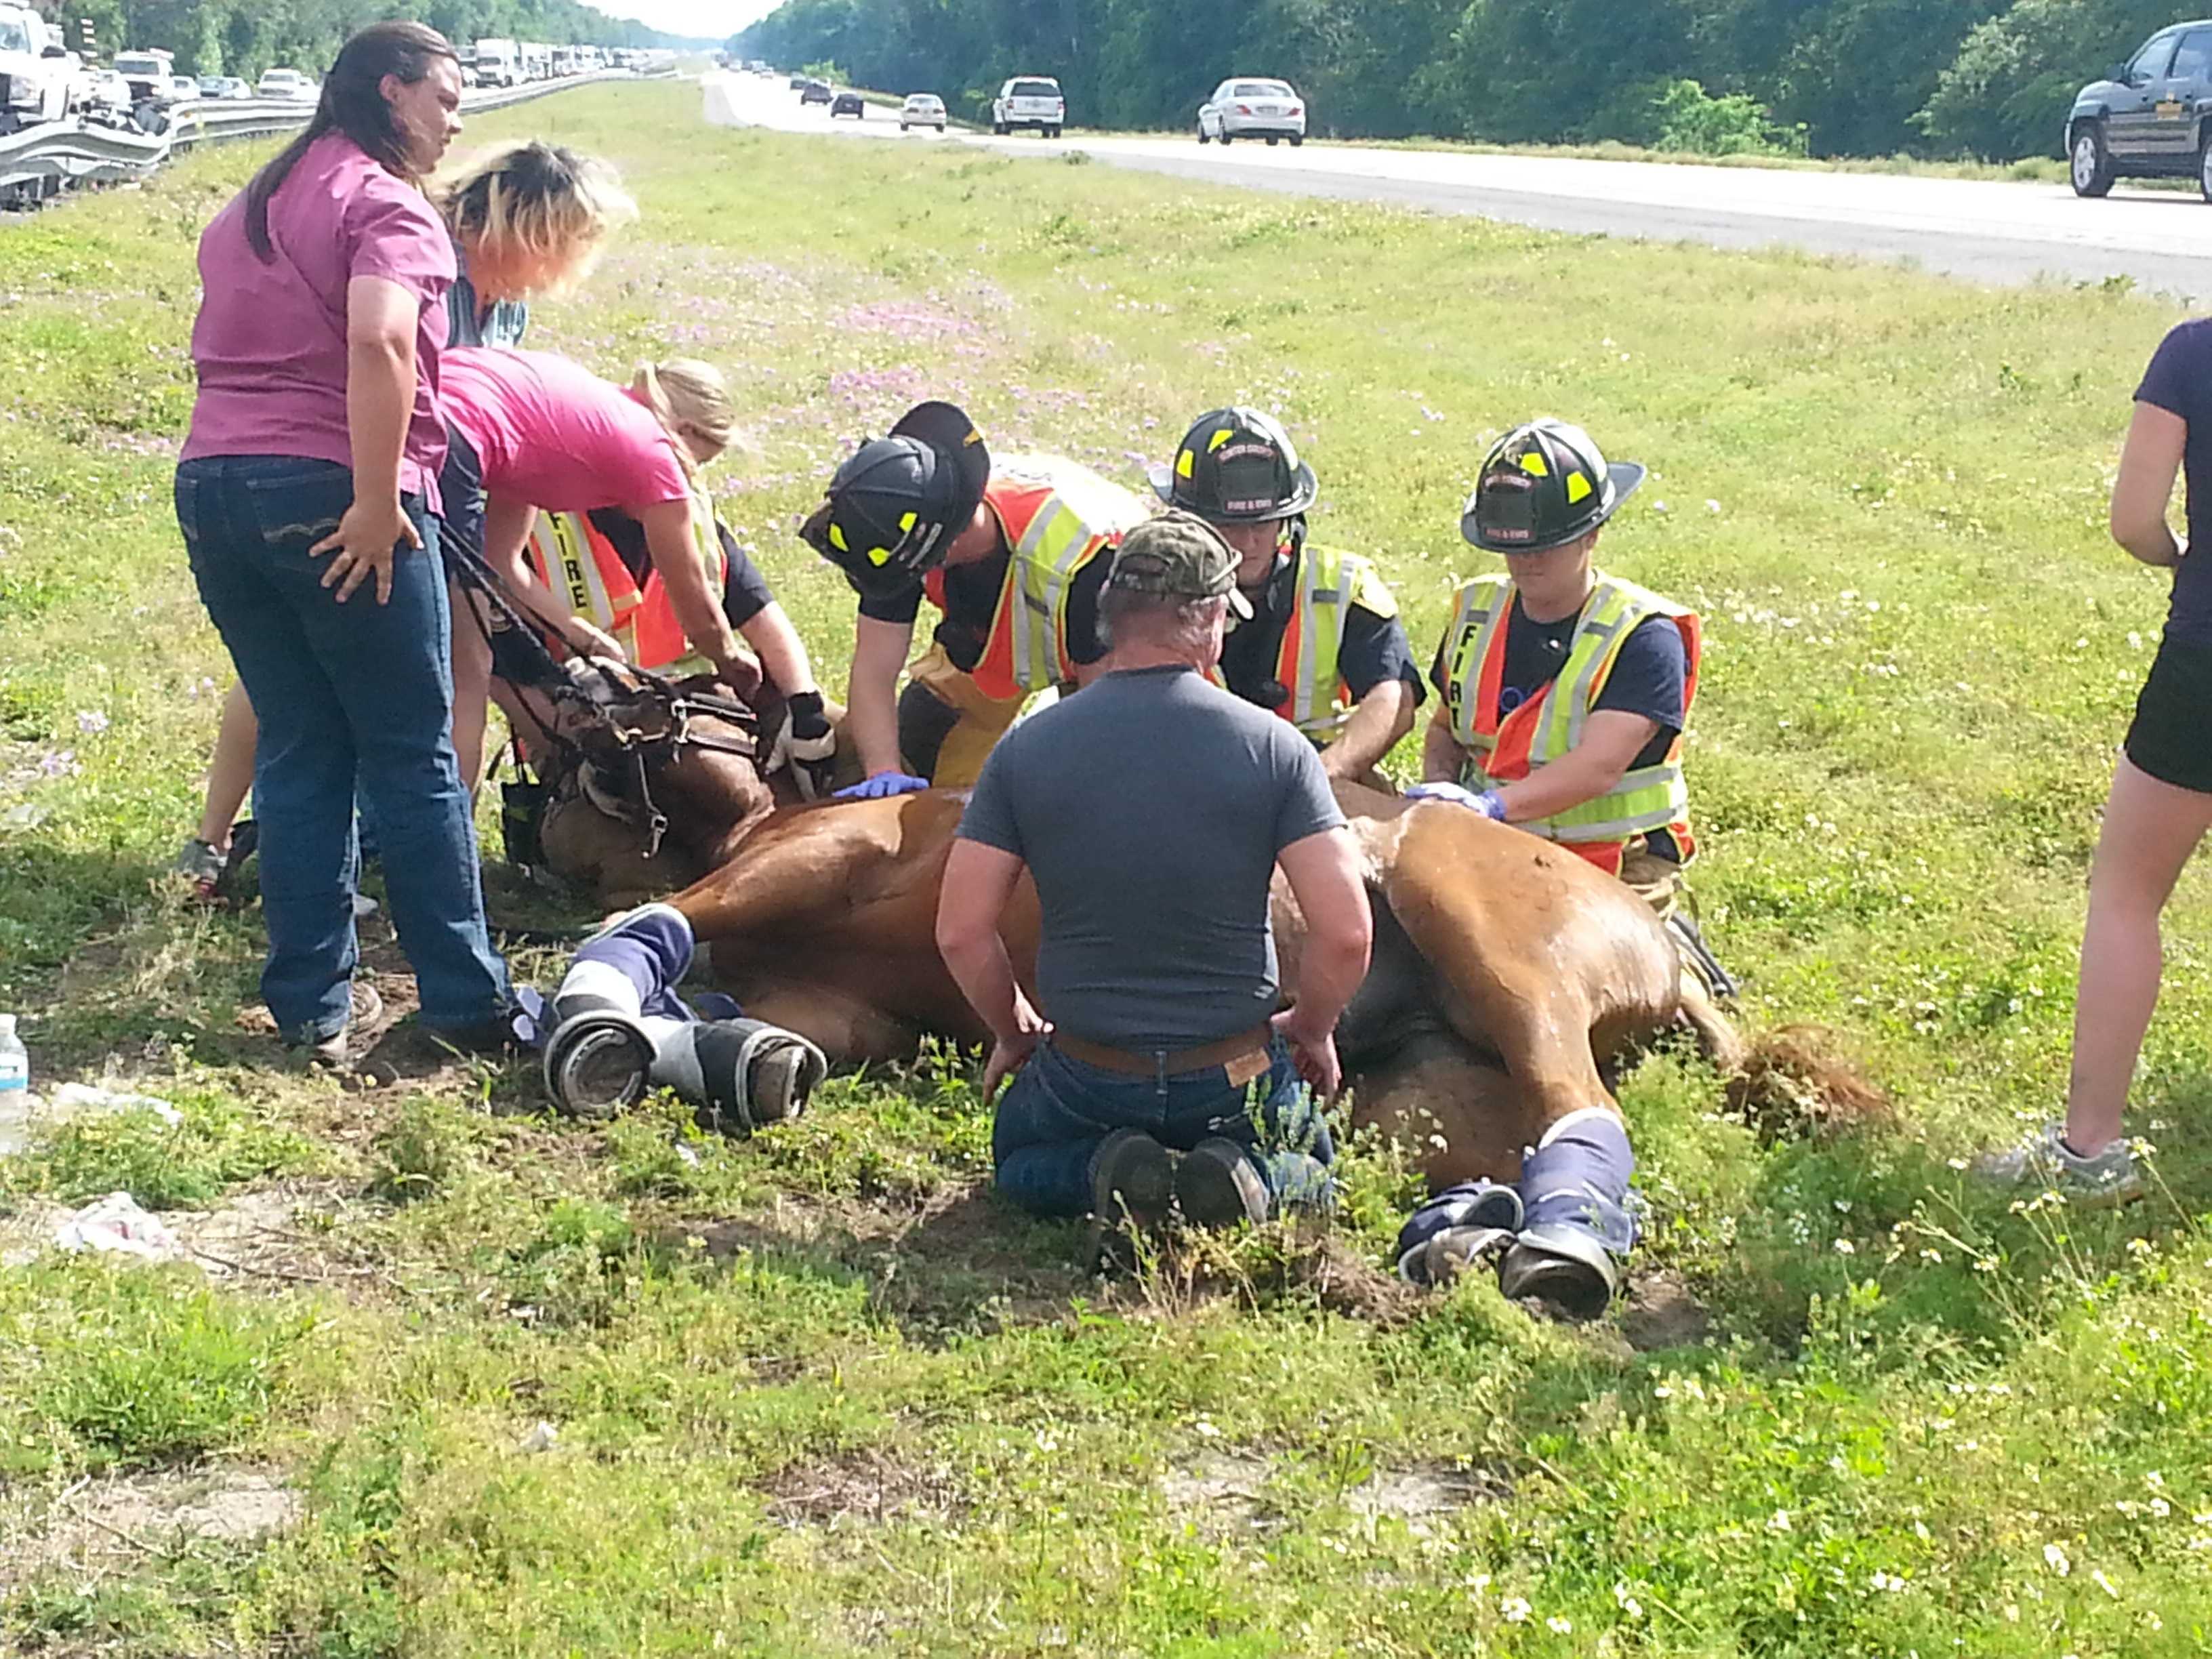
[1519,1108,1638,1257]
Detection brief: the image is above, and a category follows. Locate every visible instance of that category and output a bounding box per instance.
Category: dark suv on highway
[2069,20,2212,199]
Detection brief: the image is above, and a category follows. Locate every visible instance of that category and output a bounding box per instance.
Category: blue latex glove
[1403,781,1506,821]
[834,771,931,801]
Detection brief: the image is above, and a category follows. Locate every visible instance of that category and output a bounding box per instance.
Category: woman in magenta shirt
[437,346,832,794]
[176,22,511,1061]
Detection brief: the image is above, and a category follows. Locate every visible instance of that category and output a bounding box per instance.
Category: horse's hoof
[544,1015,655,1120]
[745,1042,815,1125]
[1398,1225,1515,1287]
[1500,1225,1621,1319]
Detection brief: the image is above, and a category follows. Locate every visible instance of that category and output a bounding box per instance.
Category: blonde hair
[632,358,746,474]
[437,140,637,303]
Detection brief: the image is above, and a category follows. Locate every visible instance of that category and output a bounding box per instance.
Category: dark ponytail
[243,20,457,262]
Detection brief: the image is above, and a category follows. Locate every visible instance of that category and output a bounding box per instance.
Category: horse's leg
[1378,824,1638,1314]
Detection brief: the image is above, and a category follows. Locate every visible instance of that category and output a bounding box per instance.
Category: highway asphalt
[704,73,2212,298]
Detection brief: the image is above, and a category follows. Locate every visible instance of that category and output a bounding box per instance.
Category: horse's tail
[1678,981,1891,1140]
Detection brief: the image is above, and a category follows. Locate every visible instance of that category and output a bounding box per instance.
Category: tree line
[35,0,704,82]
[732,0,2182,161]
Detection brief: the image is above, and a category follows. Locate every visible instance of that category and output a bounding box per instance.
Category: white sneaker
[1971,1122,2143,1208]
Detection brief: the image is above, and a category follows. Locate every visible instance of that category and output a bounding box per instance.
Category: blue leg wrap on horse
[554,903,699,1025]
[1519,1109,1638,1257]
[1393,1179,1526,1266]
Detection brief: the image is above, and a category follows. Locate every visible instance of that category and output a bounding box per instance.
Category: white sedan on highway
[1197,78,1306,146]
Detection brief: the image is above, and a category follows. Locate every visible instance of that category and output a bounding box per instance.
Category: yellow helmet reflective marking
[1208,428,1235,452]
[1176,448,1195,479]
[867,545,895,567]
[827,521,849,552]
[899,510,918,532]
[1565,471,1593,505]
[1519,451,1550,478]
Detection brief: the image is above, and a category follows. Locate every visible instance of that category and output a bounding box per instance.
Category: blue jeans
[178,456,511,1040]
[994,1033,1336,1218]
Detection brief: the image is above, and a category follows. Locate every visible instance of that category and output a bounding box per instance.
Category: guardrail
[0,69,659,209]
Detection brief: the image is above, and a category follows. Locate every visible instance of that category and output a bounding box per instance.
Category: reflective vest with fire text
[1437,571,1700,875]
[525,479,729,675]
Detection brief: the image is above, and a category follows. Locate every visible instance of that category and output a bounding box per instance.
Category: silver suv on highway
[2068,20,2212,199]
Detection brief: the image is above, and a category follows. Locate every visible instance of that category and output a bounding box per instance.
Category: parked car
[787,72,807,89]
[0,3,72,131]
[900,92,945,131]
[798,78,831,105]
[2068,20,2212,199]
[256,66,314,101]
[991,75,1063,136]
[1198,77,1306,146]
[830,89,865,119]
[169,74,199,102]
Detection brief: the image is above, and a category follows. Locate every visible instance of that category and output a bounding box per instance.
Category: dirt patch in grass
[0,1466,301,1589]
[763,1446,968,1529]
[1620,1269,1715,1351]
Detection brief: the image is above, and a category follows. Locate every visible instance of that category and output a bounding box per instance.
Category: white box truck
[474,37,520,88]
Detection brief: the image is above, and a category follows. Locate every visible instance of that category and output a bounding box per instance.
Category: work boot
[1175,1137,1271,1229]
[1971,1122,2143,1208]
[1088,1129,1174,1228]
[282,980,384,1069]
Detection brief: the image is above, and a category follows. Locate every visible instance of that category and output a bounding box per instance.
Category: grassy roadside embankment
[0,75,2209,1656]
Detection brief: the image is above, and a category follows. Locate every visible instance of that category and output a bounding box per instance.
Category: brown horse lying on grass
[534,663,1879,1308]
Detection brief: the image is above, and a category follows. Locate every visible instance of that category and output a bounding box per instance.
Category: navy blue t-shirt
[2133,319,2212,647]
[1428,601,1687,767]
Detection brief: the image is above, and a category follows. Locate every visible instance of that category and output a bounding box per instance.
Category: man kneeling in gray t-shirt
[936,513,1374,1227]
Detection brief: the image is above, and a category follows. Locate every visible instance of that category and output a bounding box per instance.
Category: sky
[602,0,781,40]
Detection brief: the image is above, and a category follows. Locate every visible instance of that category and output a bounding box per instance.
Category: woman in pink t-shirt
[175,22,512,1061]
[179,142,639,899]
[436,348,832,796]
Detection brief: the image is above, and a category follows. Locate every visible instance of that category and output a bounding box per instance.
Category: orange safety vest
[524,482,729,673]
[920,456,1148,701]
[1439,572,1700,876]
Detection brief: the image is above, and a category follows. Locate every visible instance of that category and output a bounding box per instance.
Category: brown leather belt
[1053,1024,1273,1082]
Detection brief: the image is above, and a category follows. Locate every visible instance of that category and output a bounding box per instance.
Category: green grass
[0,77,2209,1654]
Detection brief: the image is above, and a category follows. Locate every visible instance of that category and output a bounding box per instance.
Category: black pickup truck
[2069,21,2212,199]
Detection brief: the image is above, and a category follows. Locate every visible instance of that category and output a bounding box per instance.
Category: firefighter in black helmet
[1150,407,1422,783]
[801,401,1149,794]
[1410,417,1730,994]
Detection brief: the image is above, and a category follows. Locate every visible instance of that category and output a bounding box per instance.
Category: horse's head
[537,657,792,886]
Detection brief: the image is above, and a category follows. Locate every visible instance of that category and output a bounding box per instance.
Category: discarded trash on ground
[53,1192,183,1262]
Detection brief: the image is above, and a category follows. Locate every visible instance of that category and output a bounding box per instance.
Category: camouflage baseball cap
[1105,511,1254,620]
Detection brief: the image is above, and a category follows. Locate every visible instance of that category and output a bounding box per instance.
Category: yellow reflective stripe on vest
[1443,573,1513,750]
[534,510,636,657]
[1542,761,1688,842]
[1289,544,1357,737]
[1537,579,1639,760]
[1002,461,1146,692]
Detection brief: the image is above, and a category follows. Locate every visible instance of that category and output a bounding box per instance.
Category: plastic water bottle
[0,1015,27,1157]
